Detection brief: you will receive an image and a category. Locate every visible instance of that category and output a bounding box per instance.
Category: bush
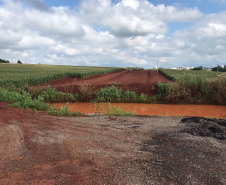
[95,85,122,102]
[29,86,77,103]
[0,88,49,110]
[207,78,226,105]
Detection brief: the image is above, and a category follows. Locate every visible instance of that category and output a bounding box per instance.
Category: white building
[177,67,194,70]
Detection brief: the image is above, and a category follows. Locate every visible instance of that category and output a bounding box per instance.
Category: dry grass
[78,84,95,102]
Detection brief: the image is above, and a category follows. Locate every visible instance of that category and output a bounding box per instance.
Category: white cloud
[122,0,140,10]
[0,0,226,68]
[80,0,203,37]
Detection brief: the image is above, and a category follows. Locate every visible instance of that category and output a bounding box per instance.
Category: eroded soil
[34,70,171,96]
[1,102,226,184]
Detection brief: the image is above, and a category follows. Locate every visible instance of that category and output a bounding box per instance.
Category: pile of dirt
[33,70,171,96]
[181,117,226,140]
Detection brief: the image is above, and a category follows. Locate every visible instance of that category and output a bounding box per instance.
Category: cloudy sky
[0,0,226,68]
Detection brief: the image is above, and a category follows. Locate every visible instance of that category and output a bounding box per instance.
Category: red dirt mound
[34,70,171,95]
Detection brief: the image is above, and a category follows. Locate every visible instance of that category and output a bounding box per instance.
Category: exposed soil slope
[35,70,171,95]
[1,102,226,184]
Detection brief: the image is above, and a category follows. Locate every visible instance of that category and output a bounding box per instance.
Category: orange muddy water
[51,103,226,118]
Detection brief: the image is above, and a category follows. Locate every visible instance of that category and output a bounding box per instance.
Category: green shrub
[157,82,170,95]
[95,85,122,102]
[48,103,82,116]
[0,88,49,110]
[29,86,77,103]
[139,93,148,103]
[123,90,138,103]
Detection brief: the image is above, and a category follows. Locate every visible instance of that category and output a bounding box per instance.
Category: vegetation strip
[1,65,226,117]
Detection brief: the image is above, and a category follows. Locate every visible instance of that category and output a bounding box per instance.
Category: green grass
[159,68,226,80]
[0,63,123,88]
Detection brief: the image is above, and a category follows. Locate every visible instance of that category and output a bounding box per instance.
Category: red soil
[34,70,171,95]
[0,103,118,184]
[1,102,226,184]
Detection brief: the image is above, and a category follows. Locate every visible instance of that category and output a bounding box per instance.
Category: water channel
[51,103,226,119]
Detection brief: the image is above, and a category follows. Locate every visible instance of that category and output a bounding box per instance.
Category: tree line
[0,59,10,63]
[0,59,23,64]
[192,65,226,72]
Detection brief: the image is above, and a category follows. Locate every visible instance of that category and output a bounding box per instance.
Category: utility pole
[157,61,158,73]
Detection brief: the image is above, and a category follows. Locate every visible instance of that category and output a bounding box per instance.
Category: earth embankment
[35,70,171,95]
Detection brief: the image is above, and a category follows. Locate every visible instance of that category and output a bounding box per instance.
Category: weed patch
[105,103,134,116]
[0,88,49,110]
[48,103,82,116]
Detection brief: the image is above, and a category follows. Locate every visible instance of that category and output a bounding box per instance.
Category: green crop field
[0,63,123,88]
[159,68,226,80]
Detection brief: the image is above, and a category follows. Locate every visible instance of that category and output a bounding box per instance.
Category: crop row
[0,64,123,88]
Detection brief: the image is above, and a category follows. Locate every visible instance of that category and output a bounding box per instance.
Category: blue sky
[44,0,226,35]
[0,0,226,68]
[44,0,226,13]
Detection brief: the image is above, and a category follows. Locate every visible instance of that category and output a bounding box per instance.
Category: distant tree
[192,66,203,70]
[0,59,10,63]
[17,60,22,64]
[211,65,226,72]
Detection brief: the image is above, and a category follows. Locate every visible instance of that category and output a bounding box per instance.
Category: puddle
[50,103,226,118]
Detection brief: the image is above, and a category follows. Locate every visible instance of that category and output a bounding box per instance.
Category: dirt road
[1,102,226,184]
[35,70,171,95]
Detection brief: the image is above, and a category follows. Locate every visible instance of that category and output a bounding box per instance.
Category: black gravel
[181,117,226,140]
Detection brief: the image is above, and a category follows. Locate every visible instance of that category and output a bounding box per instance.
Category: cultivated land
[0,63,123,87]
[160,68,226,79]
[35,69,171,96]
[1,102,226,184]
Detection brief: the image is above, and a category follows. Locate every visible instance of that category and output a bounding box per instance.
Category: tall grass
[157,73,226,105]
[78,84,95,102]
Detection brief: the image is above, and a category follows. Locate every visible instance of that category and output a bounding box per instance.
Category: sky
[0,0,226,68]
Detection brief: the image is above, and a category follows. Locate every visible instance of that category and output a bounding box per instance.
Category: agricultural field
[159,68,226,80]
[0,63,123,88]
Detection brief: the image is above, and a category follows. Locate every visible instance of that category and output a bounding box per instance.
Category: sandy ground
[34,70,171,96]
[1,102,226,184]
